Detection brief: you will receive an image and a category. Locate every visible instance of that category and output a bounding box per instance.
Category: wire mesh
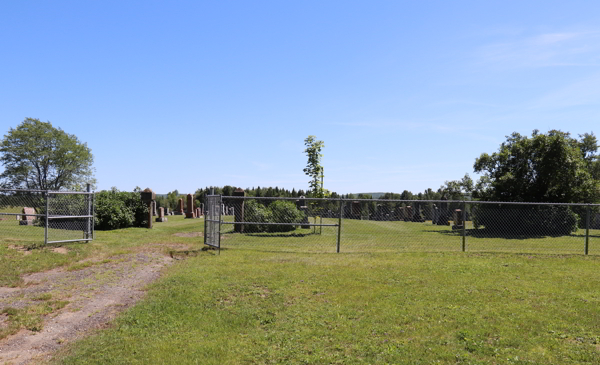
[47,192,94,243]
[220,196,340,253]
[0,189,94,247]
[214,196,599,255]
[0,189,47,247]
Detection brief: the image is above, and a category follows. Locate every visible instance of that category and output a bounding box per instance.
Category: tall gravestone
[152,201,157,216]
[141,188,156,229]
[175,199,184,215]
[296,196,310,228]
[233,188,245,233]
[186,194,195,218]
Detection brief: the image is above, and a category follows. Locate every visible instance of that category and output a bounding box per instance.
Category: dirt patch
[51,247,68,255]
[7,245,31,256]
[172,232,203,238]
[0,250,175,364]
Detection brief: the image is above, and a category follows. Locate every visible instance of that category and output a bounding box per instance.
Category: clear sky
[1,1,599,195]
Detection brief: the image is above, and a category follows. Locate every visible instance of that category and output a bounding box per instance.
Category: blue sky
[1,1,599,194]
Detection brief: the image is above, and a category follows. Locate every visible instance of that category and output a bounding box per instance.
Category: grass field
[2,215,599,363]
[53,248,599,364]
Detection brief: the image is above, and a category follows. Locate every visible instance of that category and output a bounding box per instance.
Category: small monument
[156,207,168,222]
[19,207,36,226]
[452,209,464,230]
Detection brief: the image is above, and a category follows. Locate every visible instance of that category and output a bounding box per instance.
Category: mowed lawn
[47,218,600,364]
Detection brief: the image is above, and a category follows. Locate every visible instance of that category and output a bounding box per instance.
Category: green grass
[1,214,599,363]
[220,217,599,256]
[0,214,206,287]
[53,250,600,364]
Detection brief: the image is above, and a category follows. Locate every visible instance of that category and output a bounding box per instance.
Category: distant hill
[351,192,388,199]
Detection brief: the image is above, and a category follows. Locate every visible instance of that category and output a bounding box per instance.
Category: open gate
[204,195,221,248]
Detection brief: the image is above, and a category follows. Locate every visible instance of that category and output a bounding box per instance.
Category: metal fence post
[337,199,343,253]
[86,183,91,240]
[585,204,590,255]
[44,191,49,245]
[462,200,467,252]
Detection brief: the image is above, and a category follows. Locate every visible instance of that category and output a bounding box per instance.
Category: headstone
[185,194,196,218]
[175,198,184,215]
[351,201,361,219]
[452,209,463,230]
[297,195,310,228]
[156,207,168,222]
[152,201,157,216]
[233,188,245,233]
[195,207,201,218]
[19,207,36,226]
[141,188,155,229]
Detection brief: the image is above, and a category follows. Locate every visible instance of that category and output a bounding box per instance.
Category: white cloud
[477,30,600,68]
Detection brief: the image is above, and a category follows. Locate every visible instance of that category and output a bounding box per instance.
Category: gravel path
[0,250,175,364]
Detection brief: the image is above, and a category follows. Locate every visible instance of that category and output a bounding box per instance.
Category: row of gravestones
[155,195,205,224]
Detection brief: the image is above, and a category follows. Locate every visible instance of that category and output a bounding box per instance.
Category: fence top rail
[217,195,600,207]
[0,188,94,195]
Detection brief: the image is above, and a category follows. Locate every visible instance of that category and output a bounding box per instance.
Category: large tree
[0,118,95,190]
[473,129,599,203]
[472,130,599,235]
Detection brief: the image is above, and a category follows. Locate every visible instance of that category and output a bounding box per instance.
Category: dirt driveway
[0,246,179,365]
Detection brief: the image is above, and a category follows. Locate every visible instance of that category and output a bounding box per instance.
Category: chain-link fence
[213,196,600,255]
[0,188,94,247]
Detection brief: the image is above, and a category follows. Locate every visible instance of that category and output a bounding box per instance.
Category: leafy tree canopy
[473,129,599,203]
[0,118,95,190]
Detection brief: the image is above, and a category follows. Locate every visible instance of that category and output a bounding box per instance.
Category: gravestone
[175,199,184,215]
[156,207,168,222]
[406,206,414,222]
[19,207,36,226]
[233,188,245,233]
[432,205,439,224]
[452,209,463,230]
[195,207,201,218]
[437,199,449,225]
[152,201,157,216]
[185,194,196,218]
[296,196,310,229]
[351,201,361,220]
[141,188,156,229]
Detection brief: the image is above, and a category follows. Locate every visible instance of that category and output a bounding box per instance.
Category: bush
[95,189,148,230]
[242,200,305,233]
[244,200,273,233]
[268,200,305,232]
[472,204,579,236]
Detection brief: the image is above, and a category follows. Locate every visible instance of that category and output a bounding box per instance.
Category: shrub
[244,200,272,233]
[472,204,579,236]
[268,200,305,232]
[95,189,148,230]
[242,200,305,233]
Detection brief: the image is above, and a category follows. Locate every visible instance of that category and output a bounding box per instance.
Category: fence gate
[204,195,221,248]
[46,190,95,244]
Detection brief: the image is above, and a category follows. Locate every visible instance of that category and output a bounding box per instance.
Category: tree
[0,118,95,190]
[473,130,598,203]
[303,135,326,198]
[472,130,599,235]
